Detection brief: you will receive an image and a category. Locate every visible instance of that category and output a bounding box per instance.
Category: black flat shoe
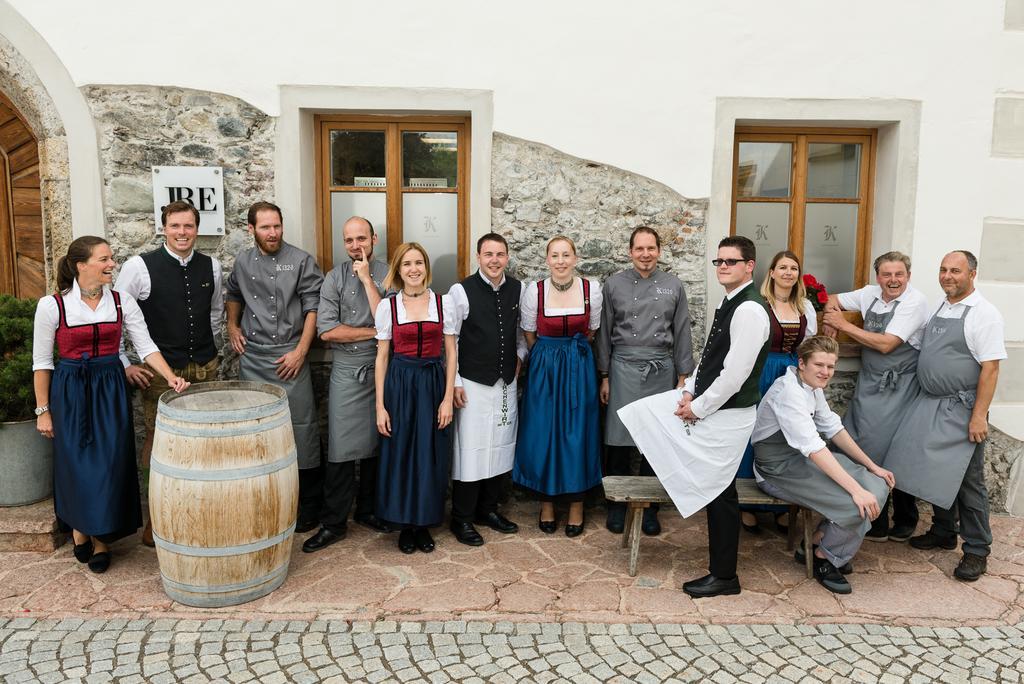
[682,574,741,598]
[295,518,319,534]
[450,521,484,546]
[565,515,584,538]
[475,512,518,534]
[73,540,94,564]
[605,503,625,534]
[87,551,111,574]
[741,515,762,535]
[398,529,416,554]
[794,541,852,574]
[641,508,661,536]
[302,527,346,553]
[414,528,435,553]
[538,515,557,534]
[353,513,392,533]
[813,557,851,594]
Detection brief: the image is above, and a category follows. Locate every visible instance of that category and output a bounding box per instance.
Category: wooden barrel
[150,381,298,608]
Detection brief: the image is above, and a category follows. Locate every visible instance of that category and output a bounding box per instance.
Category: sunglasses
[711,258,750,267]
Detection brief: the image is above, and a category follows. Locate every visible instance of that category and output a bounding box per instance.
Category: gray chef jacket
[595,268,696,376]
[317,259,389,355]
[225,242,324,345]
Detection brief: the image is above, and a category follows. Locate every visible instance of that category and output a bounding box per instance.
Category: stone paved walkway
[2,502,1023,626]
[1,617,1022,683]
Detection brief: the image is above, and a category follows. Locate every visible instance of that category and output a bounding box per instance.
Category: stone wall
[491,132,708,342]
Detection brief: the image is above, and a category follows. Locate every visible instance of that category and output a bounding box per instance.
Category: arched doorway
[0,89,43,298]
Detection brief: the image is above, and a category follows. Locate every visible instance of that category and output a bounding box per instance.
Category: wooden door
[0,90,45,299]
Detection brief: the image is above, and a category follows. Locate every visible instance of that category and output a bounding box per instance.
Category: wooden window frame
[314,114,471,275]
[730,126,877,289]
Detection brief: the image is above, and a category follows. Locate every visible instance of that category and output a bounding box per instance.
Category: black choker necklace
[551,278,574,292]
[402,289,426,298]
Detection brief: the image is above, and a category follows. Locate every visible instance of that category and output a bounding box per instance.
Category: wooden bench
[602,475,815,579]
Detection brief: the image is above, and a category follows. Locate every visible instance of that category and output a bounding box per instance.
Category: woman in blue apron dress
[513,236,603,537]
[373,243,457,555]
[32,236,189,573]
[738,251,816,534]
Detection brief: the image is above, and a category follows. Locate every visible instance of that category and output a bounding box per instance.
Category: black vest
[138,248,217,368]
[457,273,522,386]
[692,282,769,410]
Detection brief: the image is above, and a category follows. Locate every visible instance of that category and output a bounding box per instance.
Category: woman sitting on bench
[750,335,895,594]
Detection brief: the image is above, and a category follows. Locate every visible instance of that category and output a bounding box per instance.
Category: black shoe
[475,512,518,534]
[605,503,626,534]
[774,512,789,535]
[794,542,853,575]
[414,528,435,553]
[887,524,917,543]
[295,518,319,534]
[741,514,762,535]
[954,552,987,582]
[864,530,889,543]
[909,531,957,550]
[302,527,346,553]
[682,574,741,598]
[565,512,585,538]
[353,513,392,533]
[73,540,94,564]
[813,557,851,594]
[398,529,416,554]
[641,508,661,536]
[450,521,484,546]
[538,514,557,534]
[87,551,111,574]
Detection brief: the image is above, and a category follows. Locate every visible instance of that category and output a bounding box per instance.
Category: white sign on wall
[151,166,225,235]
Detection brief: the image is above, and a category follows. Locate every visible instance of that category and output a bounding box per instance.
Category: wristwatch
[34,405,49,416]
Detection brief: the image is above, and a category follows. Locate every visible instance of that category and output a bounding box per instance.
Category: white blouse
[374,290,458,340]
[32,280,160,371]
[773,299,819,337]
[750,366,844,457]
[519,277,603,332]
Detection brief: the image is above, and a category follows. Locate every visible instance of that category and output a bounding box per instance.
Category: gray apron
[842,299,921,462]
[883,306,979,509]
[327,349,379,463]
[753,430,890,533]
[606,346,675,446]
[239,341,321,470]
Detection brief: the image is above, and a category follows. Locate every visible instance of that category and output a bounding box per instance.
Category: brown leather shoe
[141,521,155,548]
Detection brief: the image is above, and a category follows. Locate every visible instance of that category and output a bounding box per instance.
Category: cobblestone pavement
[1,617,1023,684]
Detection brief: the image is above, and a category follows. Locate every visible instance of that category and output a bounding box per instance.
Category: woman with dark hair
[32,236,189,573]
[374,242,458,554]
[738,250,817,535]
[514,235,603,537]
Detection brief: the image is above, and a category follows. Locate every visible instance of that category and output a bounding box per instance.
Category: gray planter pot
[0,419,54,506]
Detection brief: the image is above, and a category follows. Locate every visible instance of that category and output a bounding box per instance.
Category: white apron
[617,388,756,517]
[452,377,518,482]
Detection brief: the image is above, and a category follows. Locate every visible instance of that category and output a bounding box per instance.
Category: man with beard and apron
[752,336,894,595]
[447,233,524,546]
[887,250,1006,582]
[302,216,391,553]
[823,251,928,543]
[596,227,694,537]
[225,201,324,533]
[618,236,769,599]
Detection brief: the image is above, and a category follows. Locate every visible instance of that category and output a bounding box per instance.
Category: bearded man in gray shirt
[596,227,695,536]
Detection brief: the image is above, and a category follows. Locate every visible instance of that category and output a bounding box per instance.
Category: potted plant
[0,294,53,506]
[803,274,863,356]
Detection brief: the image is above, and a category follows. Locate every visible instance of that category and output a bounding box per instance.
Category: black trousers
[706,479,740,579]
[604,445,658,511]
[298,458,379,533]
[451,475,504,524]
[867,488,919,536]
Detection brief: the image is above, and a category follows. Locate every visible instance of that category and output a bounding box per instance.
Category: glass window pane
[402,193,458,292]
[331,192,388,268]
[806,143,861,198]
[802,203,858,294]
[737,142,792,198]
[735,202,790,285]
[403,131,458,189]
[331,130,386,186]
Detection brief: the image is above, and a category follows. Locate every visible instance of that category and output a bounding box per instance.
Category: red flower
[802,274,819,287]
[817,291,829,304]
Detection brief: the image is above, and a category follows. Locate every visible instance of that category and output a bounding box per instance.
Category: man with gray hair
[304,216,391,552]
[887,250,1005,581]
[822,251,928,543]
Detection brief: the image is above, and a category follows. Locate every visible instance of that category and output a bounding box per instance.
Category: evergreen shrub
[0,294,38,423]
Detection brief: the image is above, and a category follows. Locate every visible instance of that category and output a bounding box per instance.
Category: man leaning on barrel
[115,199,224,548]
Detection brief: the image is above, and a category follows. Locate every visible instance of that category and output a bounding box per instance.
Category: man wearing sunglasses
[618,236,770,598]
